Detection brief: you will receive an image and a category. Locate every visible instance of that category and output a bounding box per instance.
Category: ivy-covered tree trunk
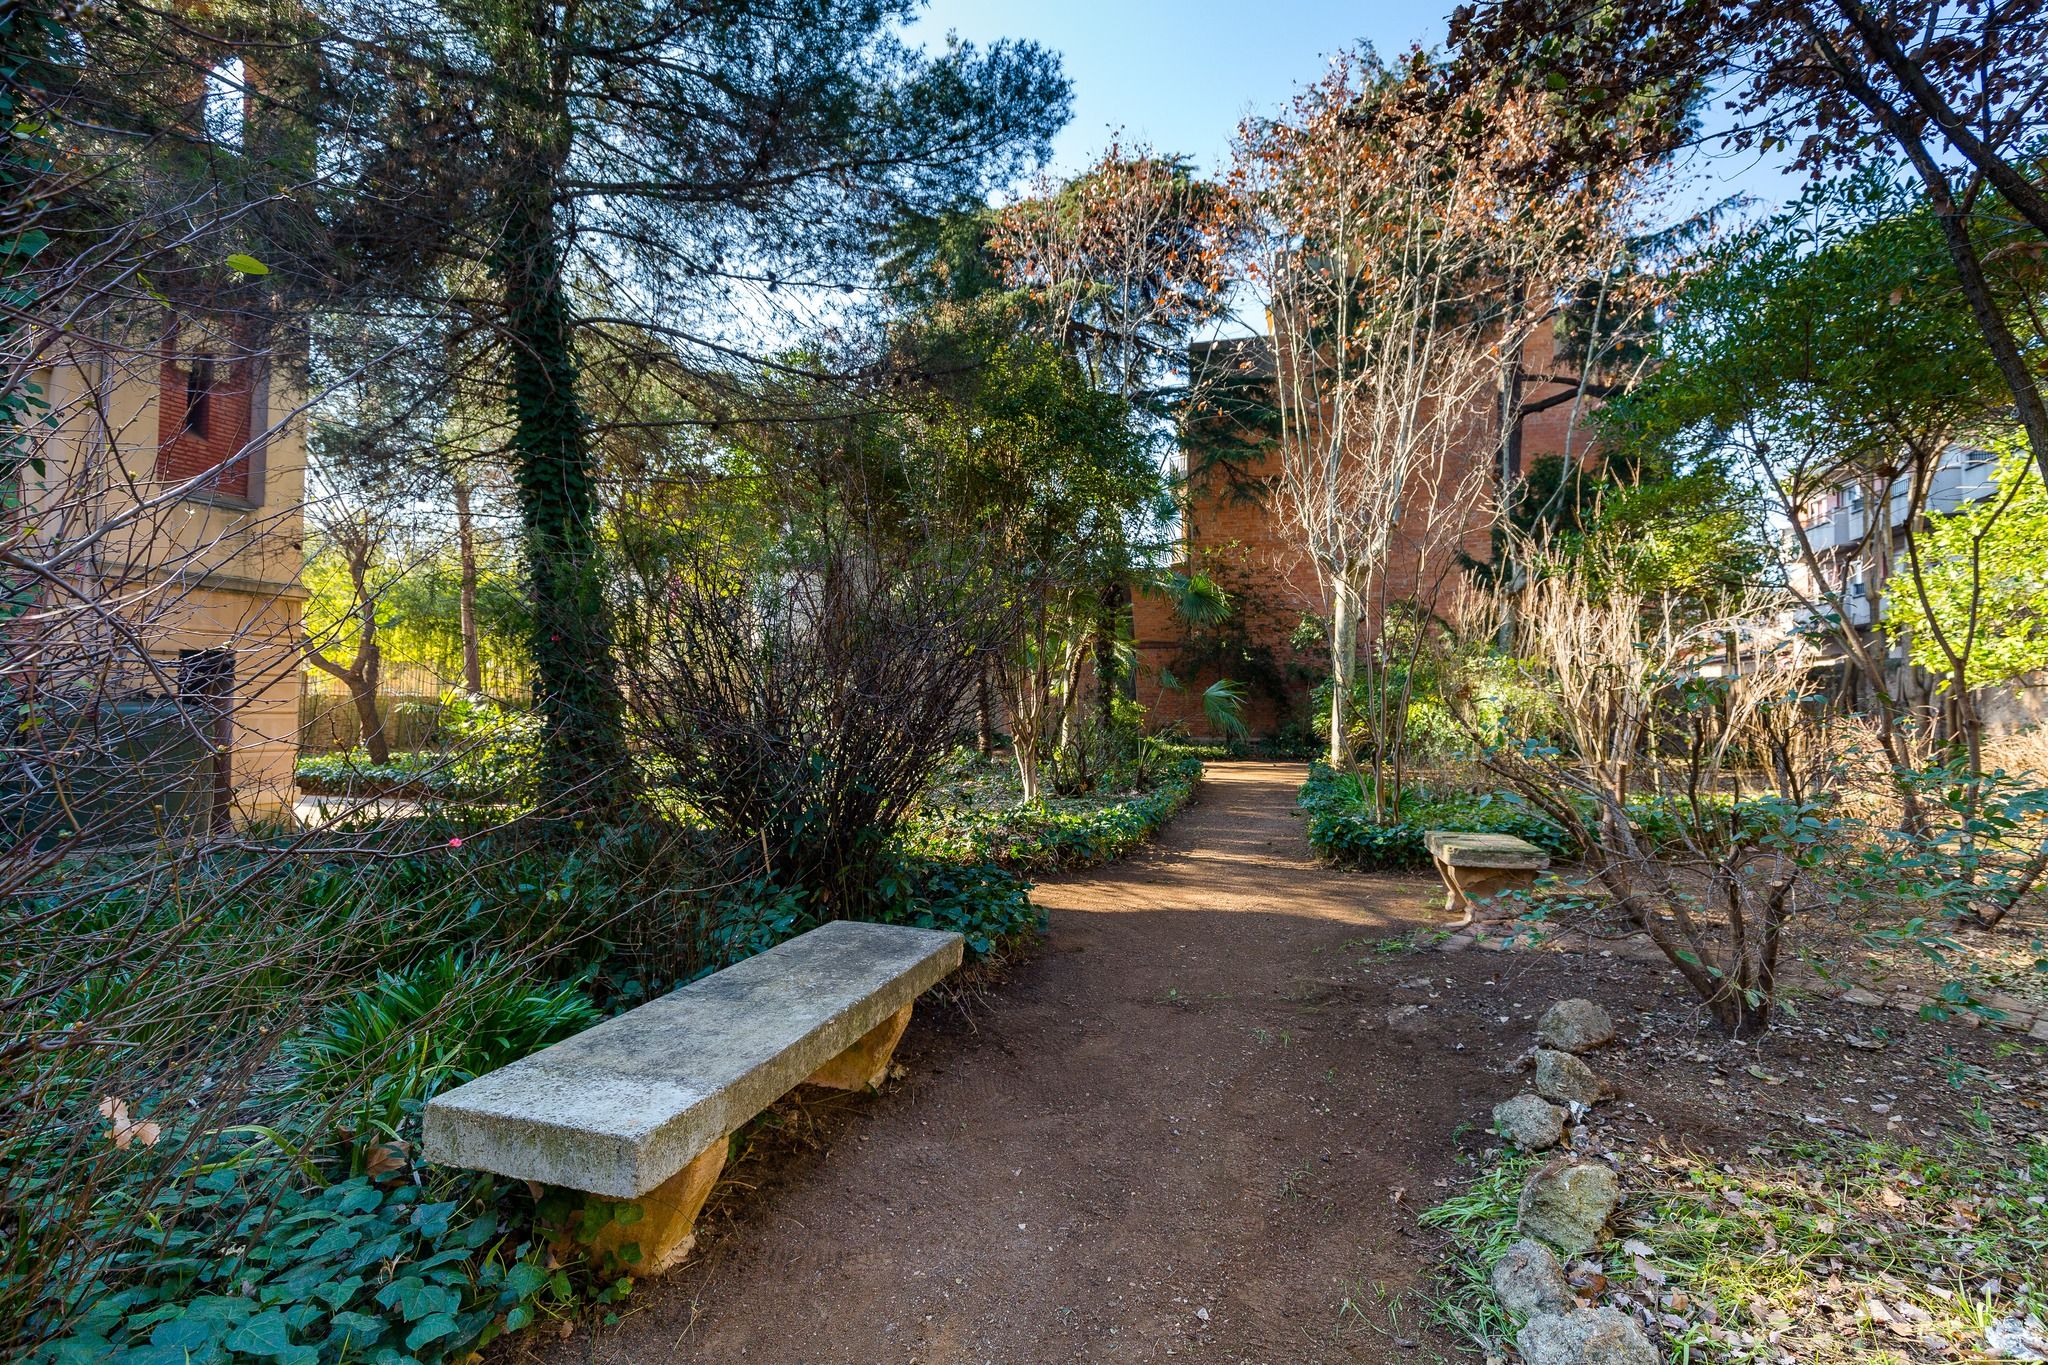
[1092,580,1121,726]
[493,139,630,804]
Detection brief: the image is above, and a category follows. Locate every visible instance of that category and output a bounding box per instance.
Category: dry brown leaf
[98,1095,161,1150]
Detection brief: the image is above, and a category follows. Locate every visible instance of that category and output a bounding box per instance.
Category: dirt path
[533,762,1496,1364]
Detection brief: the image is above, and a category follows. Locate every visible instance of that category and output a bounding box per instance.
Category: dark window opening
[178,648,235,828]
[185,357,214,440]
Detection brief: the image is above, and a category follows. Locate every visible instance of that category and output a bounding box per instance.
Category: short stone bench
[422,919,963,1272]
[1424,830,1550,928]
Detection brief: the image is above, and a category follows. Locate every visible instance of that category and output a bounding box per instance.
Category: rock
[1534,1048,1604,1106]
[1494,1093,1565,1151]
[1518,1158,1620,1255]
[1537,999,1616,1053]
[1385,1004,1433,1035]
[1490,1239,1573,1316]
[1987,1314,2048,1361]
[1517,1307,1658,1365]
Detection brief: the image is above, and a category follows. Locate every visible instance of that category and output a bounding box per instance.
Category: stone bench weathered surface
[423,919,963,1271]
[1424,830,1550,928]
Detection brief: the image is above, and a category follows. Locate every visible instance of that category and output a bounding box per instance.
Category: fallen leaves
[98,1096,160,1150]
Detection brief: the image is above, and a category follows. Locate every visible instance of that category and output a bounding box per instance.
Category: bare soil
[515,762,2048,1365]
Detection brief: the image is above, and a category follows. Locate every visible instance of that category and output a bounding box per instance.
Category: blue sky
[906,0,1804,211]
[907,0,1450,180]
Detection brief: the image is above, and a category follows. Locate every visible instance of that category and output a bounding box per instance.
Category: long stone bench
[422,919,963,1272]
[1424,830,1550,929]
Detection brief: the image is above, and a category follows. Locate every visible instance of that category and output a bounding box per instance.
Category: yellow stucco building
[18,314,306,827]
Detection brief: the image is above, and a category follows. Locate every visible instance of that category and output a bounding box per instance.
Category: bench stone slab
[1424,830,1550,870]
[423,920,963,1199]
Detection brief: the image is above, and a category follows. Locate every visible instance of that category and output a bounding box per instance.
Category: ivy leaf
[336,1182,384,1215]
[404,1313,460,1352]
[222,1311,294,1356]
[376,1277,459,1323]
[324,1310,388,1344]
[503,1261,549,1298]
[409,1200,456,1240]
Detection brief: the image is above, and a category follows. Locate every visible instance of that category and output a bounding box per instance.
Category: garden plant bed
[899,747,1206,873]
[6,814,1046,1365]
[1392,939,2048,1363]
[1434,873,2048,1042]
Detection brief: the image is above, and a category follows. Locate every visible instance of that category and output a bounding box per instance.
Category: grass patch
[1415,1152,1535,1353]
[1420,1137,2048,1363]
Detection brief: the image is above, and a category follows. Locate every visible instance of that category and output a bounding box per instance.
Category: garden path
[528,762,1493,1364]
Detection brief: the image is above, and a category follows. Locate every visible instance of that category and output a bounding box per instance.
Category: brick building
[1131,327,1600,741]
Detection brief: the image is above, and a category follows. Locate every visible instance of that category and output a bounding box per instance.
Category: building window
[184,357,213,440]
[158,336,254,502]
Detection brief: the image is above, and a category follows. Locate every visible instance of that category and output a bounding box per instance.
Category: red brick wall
[156,345,252,500]
[1136,333,1600,740]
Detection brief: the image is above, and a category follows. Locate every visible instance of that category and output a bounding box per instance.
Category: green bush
[1298,763,1574,871]
[16,760,1062,1365]
[286,952,601,1127]
[902,755,1203,873]
[31,1170,567,1365]
[294,696,540,804]
[699,854,1042,968]
[872,854,1042,956]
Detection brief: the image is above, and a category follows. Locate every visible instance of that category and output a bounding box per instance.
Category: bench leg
[1444,867,1540,927]
[584,1137,727,1274]
[805,1002,913,1091]
[1435,860,1471,928]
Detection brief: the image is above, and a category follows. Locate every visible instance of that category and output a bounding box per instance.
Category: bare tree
[302,485,406,765]
[1463,540,1824,1036]
[1234,51,1632,797]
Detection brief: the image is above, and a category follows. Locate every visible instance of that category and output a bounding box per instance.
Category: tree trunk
[453,478,482,694]
[1804,23,2048,491]
[495,176,630,806]
[976,669,994,756]
[1328,573,1359,770]
[352,658,388,765]
[1093,583,1120,726]
[1925,198,2048,492]
[307,550,388,763]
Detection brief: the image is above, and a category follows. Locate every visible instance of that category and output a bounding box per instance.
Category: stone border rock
[1474,998,1662,1365]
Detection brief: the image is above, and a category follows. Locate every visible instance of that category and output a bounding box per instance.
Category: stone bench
[1424,830,1550,928]
[422,919,963,1272]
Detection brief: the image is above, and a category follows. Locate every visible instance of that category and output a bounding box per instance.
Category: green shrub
[695,854,1041,970]
[14,770,1058,1364]
[872,854,1041,956]
[31,1170,568,1365]
[294,696,540,804]
[1298,763,1574,871]
[286,952,601,1123]
[902,756,1203,873]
